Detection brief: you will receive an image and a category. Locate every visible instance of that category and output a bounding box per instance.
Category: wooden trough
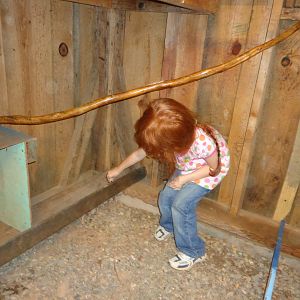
[0,0,300,267]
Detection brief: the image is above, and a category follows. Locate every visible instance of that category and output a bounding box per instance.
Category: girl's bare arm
[107,148,146,182]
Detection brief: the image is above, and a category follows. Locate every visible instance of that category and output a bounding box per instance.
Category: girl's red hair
[134,98,196,164]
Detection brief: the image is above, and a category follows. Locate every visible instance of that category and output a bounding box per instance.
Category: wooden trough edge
[124,181,300,258]
[197,200,300,258]
[0,166,146,267]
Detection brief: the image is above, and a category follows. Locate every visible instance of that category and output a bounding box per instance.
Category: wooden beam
[273,120,300,221]
[124,181,300,258]
[63,0,111,8]
[281,8,300,20]
[197,200,300,258]
[158,0,218,13]
[229,0,285,215]
[0,167,146,267]
[62,0,204,14]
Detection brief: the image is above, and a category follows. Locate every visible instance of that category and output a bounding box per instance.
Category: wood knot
[281,56,291,67]
[138,1,145,9]
[231,40,242,56]
[59,42,69,57]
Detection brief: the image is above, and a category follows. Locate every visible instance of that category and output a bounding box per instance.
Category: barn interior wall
[0,0,299,230]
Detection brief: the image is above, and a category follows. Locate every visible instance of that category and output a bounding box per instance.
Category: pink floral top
[175,126,230,190]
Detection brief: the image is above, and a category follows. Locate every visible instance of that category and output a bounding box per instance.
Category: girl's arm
[106,148,146,182]
[168,151,219,189]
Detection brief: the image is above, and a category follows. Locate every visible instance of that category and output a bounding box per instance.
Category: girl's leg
[158,184,178,233]
[171,183,209,258]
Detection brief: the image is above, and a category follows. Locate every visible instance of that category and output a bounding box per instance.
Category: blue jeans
[158,174,210,258]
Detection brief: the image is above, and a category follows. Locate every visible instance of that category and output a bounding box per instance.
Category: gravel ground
[0,194,299,300]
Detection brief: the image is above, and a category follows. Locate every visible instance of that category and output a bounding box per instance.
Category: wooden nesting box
[0,126,36,231]
[0,0,299,265]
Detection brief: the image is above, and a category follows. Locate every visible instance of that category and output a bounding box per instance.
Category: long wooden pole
[1,21,300,125]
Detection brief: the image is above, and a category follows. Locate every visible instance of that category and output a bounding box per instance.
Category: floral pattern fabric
[175,126,230,190]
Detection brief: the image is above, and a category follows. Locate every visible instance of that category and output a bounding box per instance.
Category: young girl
[107,98,230,271]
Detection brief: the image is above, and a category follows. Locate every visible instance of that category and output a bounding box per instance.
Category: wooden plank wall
[243,19,300,218]
[115,1,300,229]
[0,0,299,234]
[0,0,106,195]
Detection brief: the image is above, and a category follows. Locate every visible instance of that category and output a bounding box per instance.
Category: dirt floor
[0,193,299,300]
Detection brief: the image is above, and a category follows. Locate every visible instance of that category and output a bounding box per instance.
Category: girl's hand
[106,167,121,183]
[168,176,186,190]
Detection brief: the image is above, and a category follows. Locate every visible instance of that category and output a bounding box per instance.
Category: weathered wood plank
[132,0,203,14]
[281,8,300,20]
[0,222,18,246]
[272,120,300,221]
[157,0,218,13]
[198,0,253,138]
[114,66,137,158]
[218,1,274,205]
[59,4,101,185]
[63,0,111,8]
[0,12,8,116]
[0,167,146,267]
[50,0,75,184]
[0,1,31,135]
[107,10,127,166]
[160,13,208,111]
[122,11,167,182]
[289,190,300,227]
[93,8,110,172]
[62,0,208,14]
[99,9,126,170]
[28,0,57,195]
[229,0,285,215]
[285,0,295,7]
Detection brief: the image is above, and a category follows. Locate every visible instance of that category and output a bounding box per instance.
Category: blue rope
[264,220,286,300]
